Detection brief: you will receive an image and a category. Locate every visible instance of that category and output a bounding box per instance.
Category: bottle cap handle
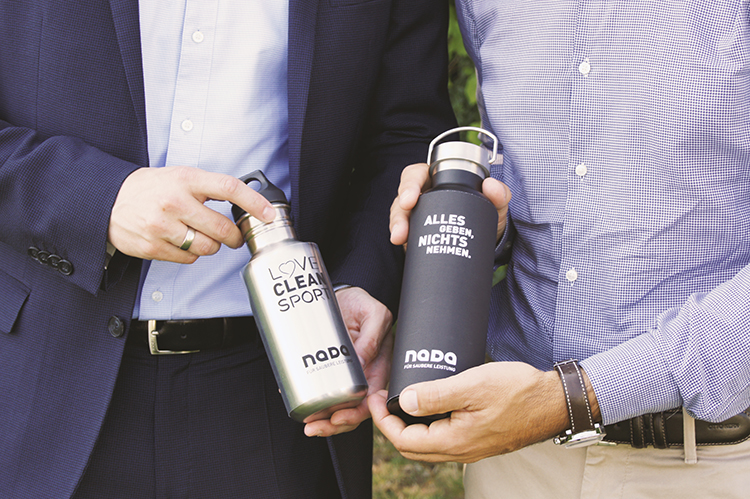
[427,126,499,165]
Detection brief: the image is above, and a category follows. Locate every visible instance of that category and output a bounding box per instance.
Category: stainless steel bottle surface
[233,171,367,423]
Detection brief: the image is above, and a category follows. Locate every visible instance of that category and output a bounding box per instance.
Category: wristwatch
[552,359,606,448]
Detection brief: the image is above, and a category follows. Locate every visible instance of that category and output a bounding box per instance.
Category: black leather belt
[127,317,259,355]
[603,408,750,448]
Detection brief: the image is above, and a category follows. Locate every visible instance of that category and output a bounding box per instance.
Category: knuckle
[172,165,195,183]
[139,240,161,259]
[359,336,379,360]
[217,175,242,199]
[213,218,237,241]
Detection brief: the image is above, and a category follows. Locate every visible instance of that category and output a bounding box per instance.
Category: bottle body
[241,238,367,422]
[387,184,497,424]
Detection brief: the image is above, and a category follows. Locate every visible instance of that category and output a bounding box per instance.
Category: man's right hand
[108,166,276,263]
[389,162,511,247]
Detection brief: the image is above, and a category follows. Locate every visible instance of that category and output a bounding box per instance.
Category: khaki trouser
[464,437,750,499]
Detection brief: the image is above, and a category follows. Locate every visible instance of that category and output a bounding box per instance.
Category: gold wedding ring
[179,227,196,251]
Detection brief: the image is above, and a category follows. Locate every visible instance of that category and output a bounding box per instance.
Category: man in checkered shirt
[371,1,750,497]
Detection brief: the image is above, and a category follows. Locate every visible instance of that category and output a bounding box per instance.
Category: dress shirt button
[575,164,588,177]
[57,259,74,276]
[578,59,591,76]
[192,31,204,43]
[108,316,125,338]
[152,290,164,303]
[181,119,194,132]
[565,268,578,283]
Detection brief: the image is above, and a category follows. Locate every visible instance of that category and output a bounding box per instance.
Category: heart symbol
[279,260,296,276]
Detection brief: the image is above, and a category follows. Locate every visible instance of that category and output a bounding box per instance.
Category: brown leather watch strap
[554,359,595,433]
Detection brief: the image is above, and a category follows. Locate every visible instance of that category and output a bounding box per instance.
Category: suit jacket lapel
[108,0,148,153]
[288,0,319,215]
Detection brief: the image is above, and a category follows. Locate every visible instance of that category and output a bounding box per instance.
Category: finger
[389,197,411,246]
[481,178,511,211]
[398,375,471,418]
[481,178,512,242]
[369,390,449,460]
[335,287,393,368]
[176,200,247,250]
[304,417,361,438]
[174,227,222,257]
[144,239,200,264]
[369,390,409,436]
[182,169,276,223]
[371,390,476,462]
[303,398,370,437]
[397,163,431,211]
[390,163,430,246]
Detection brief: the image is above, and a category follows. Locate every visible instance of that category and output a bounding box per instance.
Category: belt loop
[630,415,646,448]
[651,412,668,449]
[683,407,698,464]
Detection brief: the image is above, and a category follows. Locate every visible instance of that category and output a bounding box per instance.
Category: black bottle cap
[231,170,288,222]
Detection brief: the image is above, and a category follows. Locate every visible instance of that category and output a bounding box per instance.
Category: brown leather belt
[127,317,259,355]
[603,408,750,448]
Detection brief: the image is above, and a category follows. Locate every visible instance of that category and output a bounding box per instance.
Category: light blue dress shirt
[458,0,750,424]
[136,1,290,320]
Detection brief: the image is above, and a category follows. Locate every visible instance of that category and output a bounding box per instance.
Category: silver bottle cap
[427,126,499,179]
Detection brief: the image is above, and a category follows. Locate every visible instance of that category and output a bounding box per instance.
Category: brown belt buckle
[147,320,200,355]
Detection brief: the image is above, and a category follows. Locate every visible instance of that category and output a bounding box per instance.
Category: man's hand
[303,286,394,437]
[389,162,512,247]
[108,166,276,263]
[368,362,570,463]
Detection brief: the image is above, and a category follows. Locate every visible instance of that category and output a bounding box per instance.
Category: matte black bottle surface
[387,127,499,424]
[233,171,367,423]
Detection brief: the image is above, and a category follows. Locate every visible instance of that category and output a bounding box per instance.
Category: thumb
[399,377,467,417]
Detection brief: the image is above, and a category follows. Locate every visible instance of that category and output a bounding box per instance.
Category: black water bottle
[387,127,500,424]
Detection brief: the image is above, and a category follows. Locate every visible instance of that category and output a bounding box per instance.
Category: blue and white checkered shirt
[458,0,750,425]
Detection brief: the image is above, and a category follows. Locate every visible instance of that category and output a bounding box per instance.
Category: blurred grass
[372,425,465,499]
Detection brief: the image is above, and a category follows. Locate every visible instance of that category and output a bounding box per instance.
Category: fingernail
[400,389,418,414]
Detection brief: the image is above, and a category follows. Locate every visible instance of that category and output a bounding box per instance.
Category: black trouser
[73,338,341,499]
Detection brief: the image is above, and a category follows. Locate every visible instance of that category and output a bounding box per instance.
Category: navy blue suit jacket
[0,1,455,497]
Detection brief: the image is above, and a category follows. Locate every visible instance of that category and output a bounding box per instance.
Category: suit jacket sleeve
[0,4,146,296]
[322,0,457,314]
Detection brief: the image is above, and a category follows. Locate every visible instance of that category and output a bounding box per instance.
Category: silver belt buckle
[147,320,200,355]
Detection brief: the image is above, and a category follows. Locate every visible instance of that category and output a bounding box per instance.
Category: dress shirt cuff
[580,332,681,425]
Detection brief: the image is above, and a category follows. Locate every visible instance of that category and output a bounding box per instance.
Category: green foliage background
[447,2,480,144]
[372,5,477,499]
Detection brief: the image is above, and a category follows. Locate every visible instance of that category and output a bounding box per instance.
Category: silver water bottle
[232,170,367,423]
[387,127,499,424]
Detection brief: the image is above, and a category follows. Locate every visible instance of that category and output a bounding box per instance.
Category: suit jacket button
[108,316,125,338]
[37,250,50,265]
[58,259,74,276]
[28,246,40,260]
[47,254,61,269]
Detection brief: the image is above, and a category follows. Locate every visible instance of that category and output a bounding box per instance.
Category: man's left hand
[303,286,394,437]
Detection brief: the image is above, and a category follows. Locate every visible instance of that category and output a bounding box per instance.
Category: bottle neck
[431,168,484,192]
[237,204,296,255]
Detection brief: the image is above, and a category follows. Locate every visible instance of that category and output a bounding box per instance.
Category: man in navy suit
[0,1,455,497]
